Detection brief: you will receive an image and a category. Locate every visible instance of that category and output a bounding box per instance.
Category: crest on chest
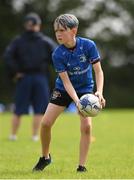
[78,54,87,62]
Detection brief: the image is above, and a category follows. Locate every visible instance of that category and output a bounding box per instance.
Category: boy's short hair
[54,14,79,29]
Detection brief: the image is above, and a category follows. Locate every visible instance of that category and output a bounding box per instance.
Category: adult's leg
[79,115,92,166]
[32,75,50,140]
[10,76,31,139]
[32,114,43,141]
[9,114,21,140]
[40,103,65,158]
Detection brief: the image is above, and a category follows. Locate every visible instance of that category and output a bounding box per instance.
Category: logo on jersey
[73,66,81,71]
[79,54,87,62]
[68,65,90,75]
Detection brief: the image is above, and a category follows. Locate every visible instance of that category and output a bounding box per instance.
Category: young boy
[33,14,105,172]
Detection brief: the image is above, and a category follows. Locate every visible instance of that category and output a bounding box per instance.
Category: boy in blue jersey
[33,14,105,172]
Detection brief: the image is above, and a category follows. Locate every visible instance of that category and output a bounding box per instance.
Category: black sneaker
[77,165,87,172]
[32,154,51,171]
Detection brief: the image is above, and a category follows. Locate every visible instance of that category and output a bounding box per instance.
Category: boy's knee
[81,124,91,135]
[41,119,52,129]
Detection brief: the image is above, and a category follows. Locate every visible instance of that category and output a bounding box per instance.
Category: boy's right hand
[75,100,87,117]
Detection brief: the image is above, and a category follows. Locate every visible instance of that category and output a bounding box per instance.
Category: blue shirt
[52,37,100,93]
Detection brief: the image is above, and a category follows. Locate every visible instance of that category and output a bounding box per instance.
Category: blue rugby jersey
[52,37,100,93]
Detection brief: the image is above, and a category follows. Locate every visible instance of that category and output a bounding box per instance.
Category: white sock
[32,135,39,141]
[9,135,17,141]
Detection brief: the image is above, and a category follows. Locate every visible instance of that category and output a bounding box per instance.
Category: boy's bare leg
[33,103,65,171]
[79,116,92,166]
[40,103,65,157]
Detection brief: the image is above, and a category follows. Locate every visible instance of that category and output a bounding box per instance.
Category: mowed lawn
[0,109,134,179]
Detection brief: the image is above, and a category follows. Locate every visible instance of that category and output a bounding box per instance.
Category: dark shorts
[14,74,50,115]
[50,88,92,107]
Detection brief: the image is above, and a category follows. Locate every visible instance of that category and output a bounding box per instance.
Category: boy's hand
[95,91,106,108]
[75,100,87,117]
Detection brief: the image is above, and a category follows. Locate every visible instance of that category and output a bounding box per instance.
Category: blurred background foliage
[0,0,134,108]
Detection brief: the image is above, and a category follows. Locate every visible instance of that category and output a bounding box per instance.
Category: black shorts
[50,88,92,107]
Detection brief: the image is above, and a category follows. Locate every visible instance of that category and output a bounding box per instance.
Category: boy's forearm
[63,82,79,104]
[95,70,104,94]
[59,71,79,104]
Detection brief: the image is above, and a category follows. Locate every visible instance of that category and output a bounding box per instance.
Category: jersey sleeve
[52,52,67,73]
[88,41,101,64]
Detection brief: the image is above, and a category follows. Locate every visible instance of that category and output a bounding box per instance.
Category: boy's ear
[71,27,78,35]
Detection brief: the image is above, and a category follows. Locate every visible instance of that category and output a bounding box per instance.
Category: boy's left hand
[95,91,106,108]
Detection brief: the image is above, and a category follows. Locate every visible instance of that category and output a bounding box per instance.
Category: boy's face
[54,24,76,45]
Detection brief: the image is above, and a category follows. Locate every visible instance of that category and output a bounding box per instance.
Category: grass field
[0,109,134,179]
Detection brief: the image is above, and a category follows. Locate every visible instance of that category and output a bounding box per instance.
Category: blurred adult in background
[4,12,57,141]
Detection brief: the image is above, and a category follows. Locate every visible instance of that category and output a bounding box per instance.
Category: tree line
[0,0,134,108]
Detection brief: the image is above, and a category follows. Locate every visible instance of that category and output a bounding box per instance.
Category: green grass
[0,109,134,179]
